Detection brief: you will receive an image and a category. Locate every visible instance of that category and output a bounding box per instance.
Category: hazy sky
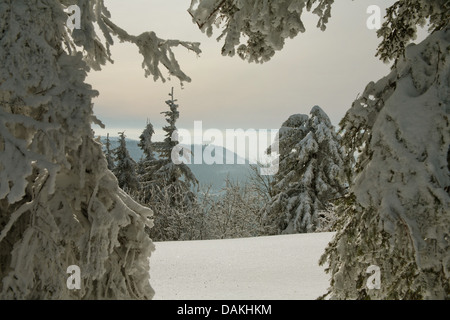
[87,0,404,141]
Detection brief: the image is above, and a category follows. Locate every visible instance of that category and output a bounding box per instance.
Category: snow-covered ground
[150,232,335,300]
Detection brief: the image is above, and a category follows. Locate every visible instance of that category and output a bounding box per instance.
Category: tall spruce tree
[150,88,198,206]
[144,88,199,241]
[104,133,115,171]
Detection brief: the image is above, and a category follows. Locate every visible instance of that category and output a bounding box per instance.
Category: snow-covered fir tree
[137,121,157,202]
[113,132,140,193]
[139,121,156,162]
[0,0,200,299]
[320,27,450,300]
[263,106,345,234]
[208,177,265,239]
[104,133,115,171]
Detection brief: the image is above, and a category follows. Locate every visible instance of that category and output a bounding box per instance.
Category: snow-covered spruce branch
[188,0,334,63]
[189,0,449,64]
[61,0,201,82]
[376,0,450,63]
[100,16,201,83]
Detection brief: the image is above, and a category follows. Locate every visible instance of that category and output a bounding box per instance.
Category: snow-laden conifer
[188,0,334,63]
[264,106,345,234]
[320,27,450,300]
[137,121,157,203]
[104,133,115,171]
[150,88,198,207]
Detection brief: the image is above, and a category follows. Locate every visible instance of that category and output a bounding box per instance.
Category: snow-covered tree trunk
[320,28,450,300]
[0,0,200,299]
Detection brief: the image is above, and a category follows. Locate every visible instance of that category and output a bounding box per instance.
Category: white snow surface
[150,232,334,300]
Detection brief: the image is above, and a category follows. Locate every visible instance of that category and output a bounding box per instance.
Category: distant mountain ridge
[100,136,252,191]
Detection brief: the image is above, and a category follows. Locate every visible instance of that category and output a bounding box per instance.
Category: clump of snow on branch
[67,0,201,82]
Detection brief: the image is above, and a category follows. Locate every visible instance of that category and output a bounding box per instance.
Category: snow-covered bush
[203,178,266,240]
[140,177,266,241]
[142,182,204,241]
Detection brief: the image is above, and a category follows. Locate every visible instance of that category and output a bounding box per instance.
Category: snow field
[150,232,335,300]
